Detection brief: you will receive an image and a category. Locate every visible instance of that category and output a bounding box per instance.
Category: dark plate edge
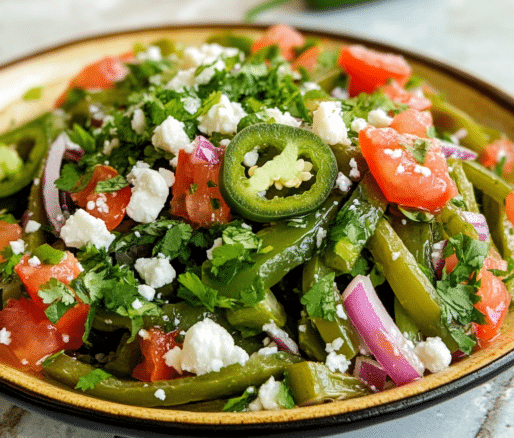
[1,22,514,437]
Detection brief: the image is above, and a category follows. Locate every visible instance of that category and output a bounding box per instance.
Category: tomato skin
[472,257,511,343]
[54,303,90,350]
[171,150,231,228]
[54,52,133,107]
[0,221,22,262]
[0,298,66,371]
[132,328,182,382]
[251,24,306,61]
[291,45,322,72]
[390,108,433,138]
[71,165,131,231]
[14,251,82,309]
[381,80,432,111]
[338,45,412,97]
[479,139,514,179]
[359,126,458,212]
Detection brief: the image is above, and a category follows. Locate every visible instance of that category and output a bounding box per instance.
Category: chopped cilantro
[222,386,258,412]
[301,272,337,321]
[54,163,81,192]
[177,271,236,311]
[31,244,66,265]
[401,138,432,164]
[277,373,296,409]
[75,368,113,391]
[95,175,129,192]
[68,123,96,153]
[38,278,77,323]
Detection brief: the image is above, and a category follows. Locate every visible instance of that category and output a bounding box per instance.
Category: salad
[0,24,514,412]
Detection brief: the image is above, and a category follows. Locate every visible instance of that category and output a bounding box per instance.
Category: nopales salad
[1,24,514,411]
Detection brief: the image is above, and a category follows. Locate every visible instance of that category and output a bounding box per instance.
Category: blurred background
[0,0,514,96]
[1,0,514,437]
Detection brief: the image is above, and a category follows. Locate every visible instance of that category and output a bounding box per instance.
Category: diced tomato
[390,108,433,138]
[338,45,412,97]
[251,24,306,62]
[359,126,458,212]
[506,191,514,227]
[0,221,22,262]
[479,139,514,179]
[381,80,432,111]
[132,328,182,382]
[171,150,231,228]
[71,165,131,231]
[14,251,82,309]
[0,298,66,371]
[54,52,133,107]
[54,303,90,350]
[291,45,322,72]
[472,257,511,343]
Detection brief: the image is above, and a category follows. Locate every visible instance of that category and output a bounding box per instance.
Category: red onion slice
[440,140,478,161]
[42,134,68,233]
[353,356,388,392]
[460,211,490,242]
[63,141,84,162]
[191,136,220,165]
[263,322,300,355]
[342,275,425,386]
[431,239,448,280]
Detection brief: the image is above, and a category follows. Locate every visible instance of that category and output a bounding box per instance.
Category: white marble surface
[1,0,514,437]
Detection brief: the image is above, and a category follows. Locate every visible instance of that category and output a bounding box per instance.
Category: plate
[1,24,514,438]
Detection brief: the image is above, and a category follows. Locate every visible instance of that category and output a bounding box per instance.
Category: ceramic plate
[1,24,514,438]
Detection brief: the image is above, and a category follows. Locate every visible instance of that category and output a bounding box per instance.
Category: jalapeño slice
[220,123,338,222]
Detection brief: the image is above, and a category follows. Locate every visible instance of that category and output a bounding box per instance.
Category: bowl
[1,24,514,438]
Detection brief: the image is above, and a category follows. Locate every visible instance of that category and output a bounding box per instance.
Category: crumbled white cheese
[334,171,352,193]
[325,351,351,373]
[137,45,162,62]
[9,239,25,255]
[414,164,432,177]
[298,324,307,333]
[131,108,146,135]
[316,228,327,248]
[179,318,249,375]
[300,81,321,94]
[254,376,283,410]
[243,148,259,168]
[349,158,360,179]
[257,346,279,356]
[166,68,196,91]
[414,337,452,373]
[24,220,41,233]
[132,298,143,310]
[351,117,368,132]
[0,328,11,345]
[158,167,175,187]
[195,59,226,85]
[163,346,183,373]
[152,115,193,156]
[126,167,169,223]
[60,209,114,250]
[181,44,240,69]
[336,304,347,320]
[368,108,393,127]
[312,101,351,146]
[264,107,302,128]
[138,329,150,340]
[396,164,405,174]
[197,94,246,136]
[154,389,166,401]
[181,96,202,114]
[206,237,223,260]
[392,251,401,261]
[28,255,41,267]
[384,148,403,159]
[135,257,176,289]
[102,138,120,156]
[138,284,156,301]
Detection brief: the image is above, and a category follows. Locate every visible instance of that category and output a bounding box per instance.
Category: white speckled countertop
[1,0,514,437]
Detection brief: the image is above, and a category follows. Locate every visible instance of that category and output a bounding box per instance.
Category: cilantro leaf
[75,368,113,391]
[95,175,129,192]
[222,387,258,412]
[277,373,296,409]
[177,271,236,311]
[239,275,265,307]
[153,223,193,261]
[222,224,261,250]
[39,278,77,306]
[301,272,337,321]
[31,244,66,265]
[401,138,432,164]
[54,163,81,191]
[68,123,96,153]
